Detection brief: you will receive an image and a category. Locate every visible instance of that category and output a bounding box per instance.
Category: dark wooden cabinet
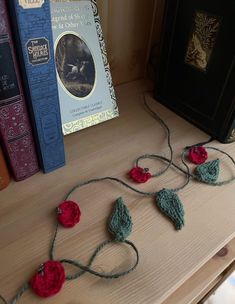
[155,0,235,143]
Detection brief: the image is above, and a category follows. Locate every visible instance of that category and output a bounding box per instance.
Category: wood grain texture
[0,80,235,304]
[96,0,156,85]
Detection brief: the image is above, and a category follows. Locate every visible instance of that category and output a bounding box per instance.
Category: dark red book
[0,0,39,181]
[0,145,10,190]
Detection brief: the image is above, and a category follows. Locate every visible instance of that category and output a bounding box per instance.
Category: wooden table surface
[1,80,235,304]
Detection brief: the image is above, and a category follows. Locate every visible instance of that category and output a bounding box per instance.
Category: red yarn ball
[188,146,208,164]
[129,167,152,183]
[31,261,65,298]
[57,201,81,228]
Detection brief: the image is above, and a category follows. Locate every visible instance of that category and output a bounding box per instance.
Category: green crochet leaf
[108,197,132,242]
[194,159,220,183]
[156,189,184,230]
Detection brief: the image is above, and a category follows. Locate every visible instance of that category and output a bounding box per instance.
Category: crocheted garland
[0,198,138,303]
[31,261,65,298]
[188,146,208,164]
[126,98,235,230]
[127,143,235,230]
[129,167,152,183]
[1,95,235,303]
[57,201,81,228]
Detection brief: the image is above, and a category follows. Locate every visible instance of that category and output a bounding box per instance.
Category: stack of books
[0,0,118,190]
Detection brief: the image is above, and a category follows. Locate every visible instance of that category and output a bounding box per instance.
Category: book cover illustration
[51,0,119,135]
[0,0,39,181]
[8,0,65,172]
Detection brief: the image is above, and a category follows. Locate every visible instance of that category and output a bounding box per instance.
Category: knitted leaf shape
[156,189,184,230]
[194,159,220,183]
[108,197,132,242]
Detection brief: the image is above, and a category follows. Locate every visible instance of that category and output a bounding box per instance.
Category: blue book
[8,0,65,173]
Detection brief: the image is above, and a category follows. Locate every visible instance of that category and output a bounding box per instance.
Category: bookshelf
[1,79,235,303]
[0,1,235,303]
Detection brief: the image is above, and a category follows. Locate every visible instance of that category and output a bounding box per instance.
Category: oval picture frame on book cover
[55,31,97,100]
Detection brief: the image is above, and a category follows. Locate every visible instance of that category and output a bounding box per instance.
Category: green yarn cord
[0,283,30,304]
[136,95,173,178]
[65,240,114,280]
[49,197,137,282]
[0,295,7,304]
[50,222,59,261]
[10,284,29,304]
[194,159,220,183]
[62,240,139,280]
[156,189,185,230]
[108,197,132,242]
[133,151,235,188]
[0,240,139,303]
[64,176,157,200]
[1,94,235,303]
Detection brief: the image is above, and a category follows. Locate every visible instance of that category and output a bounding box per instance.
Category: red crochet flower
[188,146,208,164]
[31,261,65,298]
[129,167,152,183]
[57,201,81,228]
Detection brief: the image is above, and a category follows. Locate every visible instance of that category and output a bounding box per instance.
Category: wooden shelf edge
[162,238,235,304]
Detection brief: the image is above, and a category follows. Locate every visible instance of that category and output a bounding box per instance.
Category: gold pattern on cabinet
[228,129,235,142]
[185,11,220,71]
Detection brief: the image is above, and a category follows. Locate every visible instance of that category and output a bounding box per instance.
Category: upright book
[8,0,65,172]
[155,0,235,143]
[0,0,39,181]
[50,0,119,135]
[0,145,10,190]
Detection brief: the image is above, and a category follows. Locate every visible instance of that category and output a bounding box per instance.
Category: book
[50,0,119,135]
[0,0,39,181]
[155,0,235,143]
[0,145,10,190]
[8,0,66,172]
